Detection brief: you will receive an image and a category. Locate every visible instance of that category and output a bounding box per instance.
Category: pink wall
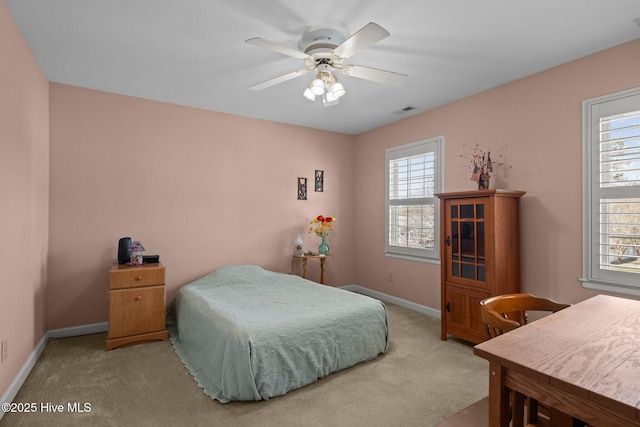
[48,85,355,329]
[0,0,49,398]
[354,39,640,309]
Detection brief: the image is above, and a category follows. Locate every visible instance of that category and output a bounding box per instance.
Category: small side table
[292,254,333,284]
[107,263,168,351]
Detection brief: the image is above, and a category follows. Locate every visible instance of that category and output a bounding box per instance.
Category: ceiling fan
[246,22,407,106]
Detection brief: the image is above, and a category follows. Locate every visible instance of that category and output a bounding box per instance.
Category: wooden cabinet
[437,190,525,344]
[106,263,168,351]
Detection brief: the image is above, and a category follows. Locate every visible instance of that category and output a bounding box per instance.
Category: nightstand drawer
[109,264,165,289]
[108,285,166,339]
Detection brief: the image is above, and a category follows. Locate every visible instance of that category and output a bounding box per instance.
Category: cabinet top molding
[435,189,526,199]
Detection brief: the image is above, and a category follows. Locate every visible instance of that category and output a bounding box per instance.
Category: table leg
[302,258,308,279]
[512,391,525,427]
[320,258,326,284]
[489,361,511,427]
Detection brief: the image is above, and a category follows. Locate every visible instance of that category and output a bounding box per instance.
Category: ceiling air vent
[392,105,416,115]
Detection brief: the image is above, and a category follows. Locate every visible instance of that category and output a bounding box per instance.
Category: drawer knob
[135,295,142,301]
[135,275,143,281]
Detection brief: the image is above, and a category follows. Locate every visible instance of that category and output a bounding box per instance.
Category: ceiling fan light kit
[246,22,407,107]
[304,68,346,106]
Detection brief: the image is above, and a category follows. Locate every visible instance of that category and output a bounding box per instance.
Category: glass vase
[318,237,330,255]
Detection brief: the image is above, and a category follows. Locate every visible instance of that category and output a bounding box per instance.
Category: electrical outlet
[388,271,393,282]
[1,340,7,364]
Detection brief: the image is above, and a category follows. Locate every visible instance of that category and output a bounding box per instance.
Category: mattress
[169,264,388,402]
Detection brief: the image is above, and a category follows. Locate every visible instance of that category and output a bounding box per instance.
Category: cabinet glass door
[449,200,485,282]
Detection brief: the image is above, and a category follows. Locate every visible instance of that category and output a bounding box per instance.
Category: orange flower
[309,215,336,238]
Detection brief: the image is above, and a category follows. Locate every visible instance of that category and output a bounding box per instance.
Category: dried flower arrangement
[458,143,510,190]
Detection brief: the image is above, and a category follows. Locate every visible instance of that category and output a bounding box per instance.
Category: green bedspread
[170,265,388,402]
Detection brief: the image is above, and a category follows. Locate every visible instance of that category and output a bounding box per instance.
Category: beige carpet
[1,303,488,427]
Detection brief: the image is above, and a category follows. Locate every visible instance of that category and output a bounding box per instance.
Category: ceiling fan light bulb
[310,79,325,95]
[331,82,345,98]
[325,90,339,103]
[303,87,316,101]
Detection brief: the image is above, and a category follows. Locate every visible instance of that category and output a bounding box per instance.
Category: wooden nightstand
[292,254,333,284]
[106,263,168,351]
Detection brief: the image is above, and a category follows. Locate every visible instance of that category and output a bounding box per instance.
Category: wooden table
[292,254,333,284]
[473,294,640,427]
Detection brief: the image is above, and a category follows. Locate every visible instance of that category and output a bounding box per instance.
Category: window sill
[581,279,640,298]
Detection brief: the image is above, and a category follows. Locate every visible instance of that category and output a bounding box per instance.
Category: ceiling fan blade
[246,37,312,61]
[249,69,311,91]
[332,22,390,60]
[341,65,407,87]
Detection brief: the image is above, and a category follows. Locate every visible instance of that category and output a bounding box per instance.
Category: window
[583,87,640,296]
[385,137,444,262]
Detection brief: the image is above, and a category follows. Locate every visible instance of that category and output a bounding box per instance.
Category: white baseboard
[0,334,47,421]
[341,284,441,319]
[48,322,108,339]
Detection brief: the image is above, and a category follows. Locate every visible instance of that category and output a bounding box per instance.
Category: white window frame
[582,87,640,296]
[385,136,444,263]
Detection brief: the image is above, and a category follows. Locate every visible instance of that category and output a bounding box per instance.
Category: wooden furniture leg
[512,391,525,427]
[489,361,511,427]
[320,258,326,284]
[528,398,539,423]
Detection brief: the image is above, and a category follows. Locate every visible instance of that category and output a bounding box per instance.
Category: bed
[169,264,389,402]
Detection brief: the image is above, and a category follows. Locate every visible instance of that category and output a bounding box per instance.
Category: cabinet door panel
[469,293,489,339]
[445,285,490,343]
[108,285,166,338]
[445,199,488,287]
[446,287,468,332]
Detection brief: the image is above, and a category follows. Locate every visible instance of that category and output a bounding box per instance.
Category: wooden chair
[480,293,570,339]
[480,293,585,427]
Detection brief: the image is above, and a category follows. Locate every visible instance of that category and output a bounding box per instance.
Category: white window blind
[583,88,640,295]
[385,137,444,262]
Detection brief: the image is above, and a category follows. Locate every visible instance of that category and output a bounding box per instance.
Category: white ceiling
[6,0,640,135]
